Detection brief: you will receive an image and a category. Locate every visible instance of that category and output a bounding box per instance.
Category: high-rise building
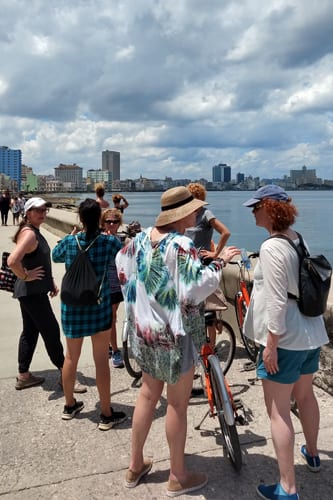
[212,163,231,183]
[102,150,120,180]
[236,172,245,184]
[0,146,22,190]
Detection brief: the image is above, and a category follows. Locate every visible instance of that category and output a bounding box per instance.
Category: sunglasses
[105,219,120,224]
[33,207,49,214]
[252,203,263,212]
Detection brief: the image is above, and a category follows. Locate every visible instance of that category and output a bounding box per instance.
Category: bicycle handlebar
[229,252,259,265]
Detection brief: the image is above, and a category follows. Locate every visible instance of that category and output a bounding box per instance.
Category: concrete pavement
[0,222,332,499]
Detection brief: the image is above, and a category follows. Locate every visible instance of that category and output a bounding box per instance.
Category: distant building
[236,172,245,184]
[212,163,231,183]
[54,163,84,191]
[86,169,113,191]
[102,150,120,183]
[0,146,22,191]
[290,165,318,186]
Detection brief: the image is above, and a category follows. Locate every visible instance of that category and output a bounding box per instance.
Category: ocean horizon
[50,190,333,265]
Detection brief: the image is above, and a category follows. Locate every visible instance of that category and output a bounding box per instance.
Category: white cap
[24,197,47,215]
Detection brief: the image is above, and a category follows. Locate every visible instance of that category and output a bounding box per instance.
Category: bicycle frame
[199,343,235,427]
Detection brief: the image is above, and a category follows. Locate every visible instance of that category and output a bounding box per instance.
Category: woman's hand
[24,266,45,281]
[263,331,279,374]
[220,246,241,264]
[263,345,279,374]
[49,280,59,298]
[199,249,215,260]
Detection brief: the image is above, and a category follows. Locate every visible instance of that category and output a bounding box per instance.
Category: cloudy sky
[1,0,333,181]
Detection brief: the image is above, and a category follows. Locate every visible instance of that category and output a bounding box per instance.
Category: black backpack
[61,235,106,306]
[271,232,332,317]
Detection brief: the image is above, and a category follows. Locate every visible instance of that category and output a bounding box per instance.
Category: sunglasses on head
[105,219,120,224]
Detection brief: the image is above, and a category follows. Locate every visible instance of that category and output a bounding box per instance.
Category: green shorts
[257,346,320,384]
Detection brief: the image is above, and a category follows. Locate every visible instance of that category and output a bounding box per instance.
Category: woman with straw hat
[116,186,240,496]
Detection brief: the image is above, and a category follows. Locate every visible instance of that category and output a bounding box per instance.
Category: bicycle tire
[214,319,236,376]
[234,293,258,363]
[122,321,142,379]
[208,354,242,471]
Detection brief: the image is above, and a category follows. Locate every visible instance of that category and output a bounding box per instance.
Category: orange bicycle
[230,251,259,363]
[194,310,244,472]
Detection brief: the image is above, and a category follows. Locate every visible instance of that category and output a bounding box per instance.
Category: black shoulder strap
[269,232,309,259]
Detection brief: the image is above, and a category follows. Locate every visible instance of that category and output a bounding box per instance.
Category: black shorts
[111,291,123,305]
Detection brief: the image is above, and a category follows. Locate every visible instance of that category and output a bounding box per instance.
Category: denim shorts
[257,346,320,384]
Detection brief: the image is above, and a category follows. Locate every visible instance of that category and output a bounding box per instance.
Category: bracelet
[22,272,29,281]
[215,258,226,267]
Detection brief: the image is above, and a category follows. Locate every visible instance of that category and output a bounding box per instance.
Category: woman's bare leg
[63,337,83,407]
[293,373,319,456]
[129,371,164,472]
[262,379,297,495]
[166,366,195,482]
[91,329,111,416]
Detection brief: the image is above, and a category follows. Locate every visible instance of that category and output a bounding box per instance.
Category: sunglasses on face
[252,203,263,212]
[105,219,120,224]
[32,207,49,214]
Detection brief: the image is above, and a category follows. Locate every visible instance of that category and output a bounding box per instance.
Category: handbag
[0,252,17,293]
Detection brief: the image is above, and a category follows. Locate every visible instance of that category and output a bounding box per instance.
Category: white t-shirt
[244,236,329,350]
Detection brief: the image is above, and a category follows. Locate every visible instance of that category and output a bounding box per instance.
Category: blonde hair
[101,208,123,226]
[95,183,105,197]
[186,182,206,201]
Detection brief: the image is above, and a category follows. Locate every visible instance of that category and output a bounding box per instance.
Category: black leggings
[18,294,65,373]
[1,208,9,225]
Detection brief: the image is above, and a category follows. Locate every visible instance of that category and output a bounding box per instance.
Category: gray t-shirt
[185,207,215,250]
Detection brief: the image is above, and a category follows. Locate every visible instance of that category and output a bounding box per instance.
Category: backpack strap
[75,234,100,253]
[269,232,305,301]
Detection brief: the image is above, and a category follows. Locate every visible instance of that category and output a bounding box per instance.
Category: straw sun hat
[155,186,207,227]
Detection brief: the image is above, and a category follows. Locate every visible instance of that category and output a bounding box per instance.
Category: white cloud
[0,0,333,181]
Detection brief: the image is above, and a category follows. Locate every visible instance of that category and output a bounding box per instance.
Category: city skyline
[1,1,333,181]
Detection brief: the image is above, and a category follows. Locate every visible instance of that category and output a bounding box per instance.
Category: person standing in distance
[112,193,129,214]
[95,183,110,210]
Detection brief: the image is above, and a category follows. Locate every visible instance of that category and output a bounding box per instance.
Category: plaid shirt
[52,232,121,338]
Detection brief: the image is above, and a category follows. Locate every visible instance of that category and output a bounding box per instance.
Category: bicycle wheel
[214,318,236,376]
[208,354,242,471]
[234,293,258,363]
[122,321,142,379]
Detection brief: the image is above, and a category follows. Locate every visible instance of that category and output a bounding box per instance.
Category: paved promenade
[0,222,332,499]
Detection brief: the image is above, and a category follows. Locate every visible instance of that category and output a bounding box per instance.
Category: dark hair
[12,218,28,243]
[78,198,101,240]
[263,198,298,231]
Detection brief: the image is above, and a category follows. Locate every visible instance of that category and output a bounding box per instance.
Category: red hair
[262,198,298,231]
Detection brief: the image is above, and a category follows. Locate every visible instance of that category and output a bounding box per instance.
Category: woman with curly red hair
[243,185,329,500]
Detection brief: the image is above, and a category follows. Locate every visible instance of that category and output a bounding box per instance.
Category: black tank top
[14,225,54,298]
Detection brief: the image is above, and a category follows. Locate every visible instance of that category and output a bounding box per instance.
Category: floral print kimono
[116,228,223,384]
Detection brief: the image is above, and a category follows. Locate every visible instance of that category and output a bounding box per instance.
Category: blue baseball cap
[243,185,289,207]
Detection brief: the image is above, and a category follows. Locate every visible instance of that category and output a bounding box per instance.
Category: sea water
[59,190,333,265]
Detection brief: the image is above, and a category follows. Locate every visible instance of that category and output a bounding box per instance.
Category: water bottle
[241,248,251,269]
